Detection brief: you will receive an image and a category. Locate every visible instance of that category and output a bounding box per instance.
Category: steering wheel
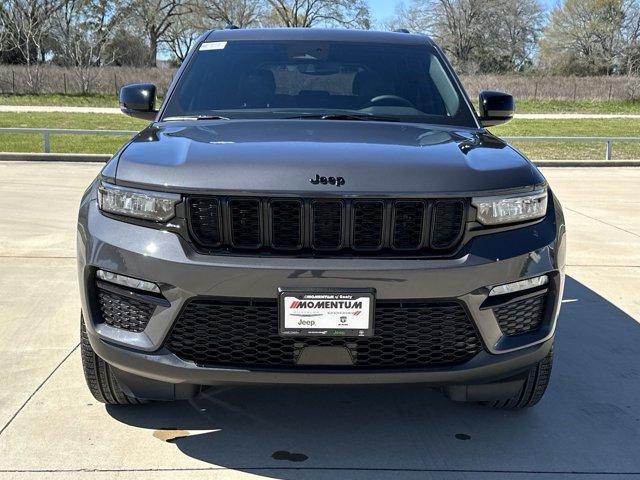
[366,95,414,108]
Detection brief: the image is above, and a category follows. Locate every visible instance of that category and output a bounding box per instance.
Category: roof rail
[394,28,410,34]
[225,24,239,30]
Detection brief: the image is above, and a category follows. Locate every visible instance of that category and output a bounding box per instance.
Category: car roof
[204,28,433,46]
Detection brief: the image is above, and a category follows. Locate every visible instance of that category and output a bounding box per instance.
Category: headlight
[472,188,547,225]
[98,182,180,222]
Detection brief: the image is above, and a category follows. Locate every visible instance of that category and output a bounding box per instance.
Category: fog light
[489,275,548,297]
[96,270,160,293]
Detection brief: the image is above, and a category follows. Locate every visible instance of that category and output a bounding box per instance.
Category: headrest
[239,69,276,97]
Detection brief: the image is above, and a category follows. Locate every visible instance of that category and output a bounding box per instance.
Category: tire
[484,345,554,409]
[80,314,146,405]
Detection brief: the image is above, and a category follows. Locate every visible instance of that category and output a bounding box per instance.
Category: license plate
[279,289,375,337]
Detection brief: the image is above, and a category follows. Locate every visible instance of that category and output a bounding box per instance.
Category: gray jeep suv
[78,28,565,409]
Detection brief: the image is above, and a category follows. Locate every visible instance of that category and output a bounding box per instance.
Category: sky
[368,0,557,27]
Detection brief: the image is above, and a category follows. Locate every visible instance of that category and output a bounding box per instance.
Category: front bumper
[77,187,566,396]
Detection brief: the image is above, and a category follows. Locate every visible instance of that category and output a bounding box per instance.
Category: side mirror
[119,83,158,120]
[478,91,515,127]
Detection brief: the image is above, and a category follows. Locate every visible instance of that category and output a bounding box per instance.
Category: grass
[0,111,146,129]
[0,93,167,109]
[491,118,640,160]
[515,99,640,114]
[0,112,147,154]
[0,112,638,160]
[492,118,640,136]
[0,93,119,108]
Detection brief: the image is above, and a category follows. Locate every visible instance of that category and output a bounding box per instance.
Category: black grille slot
[185,196,466,255]
[271,200,303,249]
[352,201,384,250]
[96,288,155,333]
[392,201,425,249]
[312,201,343,249]
[431,200,464,249]
[494,293,547,336]
[229,199,261,248]
[187,198,221,247]
[166,299,482,369]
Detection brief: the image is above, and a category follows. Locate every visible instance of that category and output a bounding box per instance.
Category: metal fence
[1,66,638,100]
[503,136,640,161]
[0,127,137,153]
[0,128,639,161]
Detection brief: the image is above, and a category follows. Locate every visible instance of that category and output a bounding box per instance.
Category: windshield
[161,40,477,127]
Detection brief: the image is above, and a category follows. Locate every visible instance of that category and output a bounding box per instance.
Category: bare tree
[103,27,150,66]
[128,0,189,66]
[164,8,202,62]
[384,1,433,33]
[387,0,543,73]
[618,0,640,78]
[388,0,497,71]
[264,0,370,28]
[539,0,640,75]
[52,0,124,93]
[0,9,9,52]
[492,0,545,71]
[0,0,64,92]
[196,0,264,28]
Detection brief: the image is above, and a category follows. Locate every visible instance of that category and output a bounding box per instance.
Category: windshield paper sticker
[199,41,227,51]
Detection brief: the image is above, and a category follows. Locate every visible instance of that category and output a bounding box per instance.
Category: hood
[113,120,540,195]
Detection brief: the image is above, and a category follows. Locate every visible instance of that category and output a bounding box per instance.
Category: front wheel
[484,345,554,409]
[80,314,146,405]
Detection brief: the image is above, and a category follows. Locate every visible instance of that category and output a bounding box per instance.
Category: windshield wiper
[285,113,400,122]
[163,115,231,121]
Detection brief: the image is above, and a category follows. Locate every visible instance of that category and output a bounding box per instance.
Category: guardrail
[0,128,638,161]
[0,127,137,153]
[503,136,640,161]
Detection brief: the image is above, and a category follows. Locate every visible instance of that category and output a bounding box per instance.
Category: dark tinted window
[162,40,476,126]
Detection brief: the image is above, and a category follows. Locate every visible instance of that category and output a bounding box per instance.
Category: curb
[1,152,639,167]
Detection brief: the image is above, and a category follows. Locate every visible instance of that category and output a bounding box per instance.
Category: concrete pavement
[0,163,639,479]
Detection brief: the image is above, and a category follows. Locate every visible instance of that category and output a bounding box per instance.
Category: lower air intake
[166,299,482,369]
[494,293,547,336]
[96,288,155,333]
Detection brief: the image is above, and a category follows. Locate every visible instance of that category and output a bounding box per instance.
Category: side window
[428,55,460,116]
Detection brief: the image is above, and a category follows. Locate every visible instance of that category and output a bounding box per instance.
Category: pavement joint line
[0,343,79,437]
[564,206,640,240]
[567,264,640,268]
[0,468,639,475]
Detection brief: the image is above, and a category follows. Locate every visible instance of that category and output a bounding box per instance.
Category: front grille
[186,196,466,256]
[431,200,464,249]
[165,299,482,369]
[187,198,221,248]
[392,201,425,249]
[229,199,261,248]
[494,293,547,336]
[352,200,384,250]
[96,288,155,332]
[312,200,343,249]
[271,200,303,249]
